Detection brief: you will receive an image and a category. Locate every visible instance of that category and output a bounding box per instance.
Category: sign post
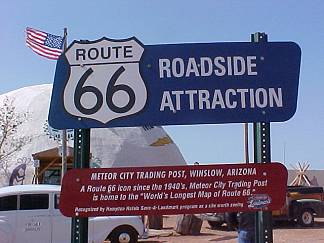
[252,32,273,243]
[71,128,90,243]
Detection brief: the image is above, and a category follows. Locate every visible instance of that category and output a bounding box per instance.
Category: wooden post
[175,214,203,235]
[148,215,163,230]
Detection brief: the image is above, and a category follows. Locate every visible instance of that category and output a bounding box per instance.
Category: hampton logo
[247,194,272,209]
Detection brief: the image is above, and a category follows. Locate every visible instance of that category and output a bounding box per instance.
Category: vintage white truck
[0,184,145,243]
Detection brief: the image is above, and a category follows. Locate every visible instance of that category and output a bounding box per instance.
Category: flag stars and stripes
[45,33,64,49]
[26,27,64,60]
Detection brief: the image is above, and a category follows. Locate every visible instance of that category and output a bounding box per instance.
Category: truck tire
[297,208,314,227]
[109,225,138,243]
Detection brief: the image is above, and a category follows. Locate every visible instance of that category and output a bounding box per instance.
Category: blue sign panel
[48,37,301,129]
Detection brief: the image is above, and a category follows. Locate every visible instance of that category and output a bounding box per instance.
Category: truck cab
[0,184,145,243]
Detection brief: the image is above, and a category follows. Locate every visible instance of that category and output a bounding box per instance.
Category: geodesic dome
[0,84,186,186]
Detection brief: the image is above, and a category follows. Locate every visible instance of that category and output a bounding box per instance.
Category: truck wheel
[109,225,138,243]
[297,208,314,227]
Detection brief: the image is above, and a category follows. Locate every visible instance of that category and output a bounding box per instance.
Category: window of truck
[54,194,60,209]
[0,195,17,211]
[19,194,49,210]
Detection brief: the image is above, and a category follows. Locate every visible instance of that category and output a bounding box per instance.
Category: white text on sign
[159,56,258,78]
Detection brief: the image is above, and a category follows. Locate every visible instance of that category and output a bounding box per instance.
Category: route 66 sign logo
[58,37,147,124]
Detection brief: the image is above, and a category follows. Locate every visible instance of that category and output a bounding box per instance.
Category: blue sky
[1,1,323,169]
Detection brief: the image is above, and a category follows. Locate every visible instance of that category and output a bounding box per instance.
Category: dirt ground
[138,215,324,243]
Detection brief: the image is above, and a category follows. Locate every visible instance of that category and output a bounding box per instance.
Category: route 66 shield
[61,37,147,124]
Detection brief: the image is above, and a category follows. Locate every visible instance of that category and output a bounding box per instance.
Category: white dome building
[0,84,186,187]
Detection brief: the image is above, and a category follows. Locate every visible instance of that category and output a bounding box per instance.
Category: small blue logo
[247,194,271,209]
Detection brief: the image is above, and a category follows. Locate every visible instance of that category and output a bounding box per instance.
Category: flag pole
[61,27,68,183]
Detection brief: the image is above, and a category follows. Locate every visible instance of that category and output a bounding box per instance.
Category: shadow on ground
[209,235,237,242]
[139,241,168,243]
[273,220,324,229]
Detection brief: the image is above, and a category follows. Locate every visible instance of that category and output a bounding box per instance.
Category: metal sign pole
[61,27,68,183]
[252,32,274,243]
[71,128,90,243]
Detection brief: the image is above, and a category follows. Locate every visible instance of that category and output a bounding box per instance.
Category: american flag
[26,27,64,60]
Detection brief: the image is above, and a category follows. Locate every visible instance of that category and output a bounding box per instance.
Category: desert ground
[136,215,324,243]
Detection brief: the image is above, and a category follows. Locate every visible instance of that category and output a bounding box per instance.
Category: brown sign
[59,163,287,217]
